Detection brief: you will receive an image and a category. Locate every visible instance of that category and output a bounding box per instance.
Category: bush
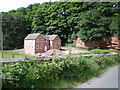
[2,54,120,88]
[93,55,120,69]
[60,56,98,79]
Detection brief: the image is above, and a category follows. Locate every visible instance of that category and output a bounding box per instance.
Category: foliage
[93,55,120,69]
[67,43,76,47]
[1,2,119,49]
[71,31,77,41]
[76,2,118,42]
[2,14,30,50]
[2,54,120,88]
[89,49,112,54]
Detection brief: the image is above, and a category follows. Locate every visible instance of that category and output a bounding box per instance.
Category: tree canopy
[1,2,119,49]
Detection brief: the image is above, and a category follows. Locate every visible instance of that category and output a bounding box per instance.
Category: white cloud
[0,0,59,12]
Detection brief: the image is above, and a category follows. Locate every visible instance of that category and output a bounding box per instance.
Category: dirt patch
[41,49,64,56]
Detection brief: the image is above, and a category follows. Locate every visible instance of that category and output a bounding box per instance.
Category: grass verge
[0,51,30,58]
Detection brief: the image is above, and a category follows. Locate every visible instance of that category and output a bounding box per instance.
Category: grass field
[0,51,30,59]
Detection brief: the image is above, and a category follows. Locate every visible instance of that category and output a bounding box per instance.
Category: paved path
[75,65,119,88]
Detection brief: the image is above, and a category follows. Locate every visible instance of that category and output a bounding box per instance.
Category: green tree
[1,2,119,49]
[77,2,118,42]
[2,14,30,49]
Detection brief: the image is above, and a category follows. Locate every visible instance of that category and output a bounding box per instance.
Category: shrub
[2,54,120,88]
[60,56,98,79]
[93,55,120,69]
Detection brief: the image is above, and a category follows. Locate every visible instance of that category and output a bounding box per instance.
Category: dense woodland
[0,2,119,50]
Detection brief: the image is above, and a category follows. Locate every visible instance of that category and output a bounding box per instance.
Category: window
[40,39,43,42]
[58,46,60,49]
[36,45,39,49]
[55,46,56,49]
[36,39,39,42]
[40,45,43,49]
[45,40,47,42]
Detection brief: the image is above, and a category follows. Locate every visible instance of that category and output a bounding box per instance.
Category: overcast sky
[0,0,59,12]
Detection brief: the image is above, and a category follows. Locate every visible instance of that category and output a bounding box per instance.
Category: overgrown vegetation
[2,54,120,88]
[1,2,119,49]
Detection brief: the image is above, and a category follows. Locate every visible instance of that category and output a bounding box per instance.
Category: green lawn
[0,51,30,59]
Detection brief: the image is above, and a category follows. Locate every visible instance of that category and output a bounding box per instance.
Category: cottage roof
[24,33,40,40]
[42,35,49,40]
[25,34,59,41]
[47,35,58,40]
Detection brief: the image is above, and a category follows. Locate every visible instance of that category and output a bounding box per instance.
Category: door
[44,46,47,51]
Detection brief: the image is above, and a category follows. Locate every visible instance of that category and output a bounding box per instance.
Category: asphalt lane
[75,65,119,88]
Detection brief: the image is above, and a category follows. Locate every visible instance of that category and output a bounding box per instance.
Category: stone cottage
[24,33,61,55]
